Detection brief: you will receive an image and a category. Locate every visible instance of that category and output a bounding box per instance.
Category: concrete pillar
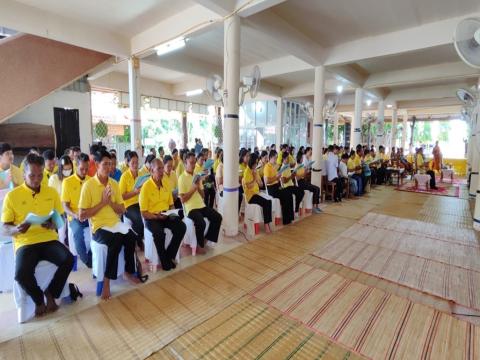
[376,100,385,148]
[471,111,479,197]
[311,66,325,188]
[181,111,188,148]
[128,57,142,155]
[402,112,408,150]
[391,108,398,149]
[215,106,223,147]
[351,88,364,147]
[333,112,339,145]
[275,98,283,151]
[222,14,241,237]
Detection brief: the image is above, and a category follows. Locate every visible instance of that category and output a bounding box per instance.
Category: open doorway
[54,107,80,157]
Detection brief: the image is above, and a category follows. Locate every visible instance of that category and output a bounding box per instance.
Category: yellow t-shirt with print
[178,171,205,214]
[242,167,259,202]
[263,163,279,185]
[1,183,64,251]
[239,163,247,178]
[119,169,139,209]
[61,173,90,221]
[78,175,123,234]
[281,166,294,188]
[139,177,173,214]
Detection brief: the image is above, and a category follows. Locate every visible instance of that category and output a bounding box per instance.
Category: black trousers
[267,183,294,225]
[188,207,222,247]
[283,185,304,212]
[427,170,436,188]
[174,197,183,210]
[145,217,186,269]
[238,186,244,212]
[297,179,320,205]
[248,194,272,224]
[15,240,74,305]
[125,203,144,248]
[203,186,216,208]
[329,177,343,200]
[93,229,136,280]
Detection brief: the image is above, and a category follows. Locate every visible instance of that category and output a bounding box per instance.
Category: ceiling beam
[385,81,472,103]
[324,12,480,66]
[131,5,219,56]
[364,61,480,89]
[194,0,236,16]
[236,0,288,17]
[241,55,312,78]
[243,11,325,66]
[143,53,222,78]
[0,0,129,56]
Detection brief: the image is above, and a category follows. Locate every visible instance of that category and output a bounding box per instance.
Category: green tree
[438,121,450,142]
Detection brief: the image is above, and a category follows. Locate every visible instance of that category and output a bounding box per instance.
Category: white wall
[6,90,93,153]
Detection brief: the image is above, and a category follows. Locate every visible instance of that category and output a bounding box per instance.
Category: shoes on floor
[313,208,322,214]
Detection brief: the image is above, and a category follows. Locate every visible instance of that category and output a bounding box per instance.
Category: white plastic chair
[90,240,126,296]
[243,194,263,237]
[263,181,282,227]
[13,260,70,323]
[67,224,92,271]
[0,239,14,293]
[182,204,210,251]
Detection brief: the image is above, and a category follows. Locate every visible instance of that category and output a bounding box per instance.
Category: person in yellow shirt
[1,153,74,317]
[163,155,181,209]
[42,150,58,188]
[415,147,437,189]
[139,159,186,271]
[178,152,222,249]
[374,145,390,185]
[264,150,294,225]
[0,143,23,188]
[257,150,269,189]
[176,149,186,179]
[138,154,155,177]
[48,155,73,196]
[171,148,180,171]
[347,150,363,196]
[79,150,142,300]
[242,153,272,232]
[238,149,249,212]
[214,152,224,194]
[280,151,304,216]
[62,153,91,267]
[296,150,321,212]
[118,150,130,174]
[119,151,145,250]
[213,148,223,173]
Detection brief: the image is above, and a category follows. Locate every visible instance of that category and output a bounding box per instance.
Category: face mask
[62,169,72,177]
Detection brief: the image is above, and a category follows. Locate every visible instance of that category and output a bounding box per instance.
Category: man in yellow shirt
[79,150,141,299]
[347,149,363,196]
[280,152,304,215]
[41,149,58,188]
[1,153,74,317]
[415,147,437,189]
[163,155,181,209]
[62,153,91,268]
[139,159,186,271]
[0,142,23,187]
[178,152,222,249]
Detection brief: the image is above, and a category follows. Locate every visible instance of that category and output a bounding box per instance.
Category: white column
[333,112,339,145]
[471,111,480,197]
[351,88,364,147]
[391,107,398,149]
[222,14,241,237]
[275,98,283,151]
[376,100,385,148]
[128,57,142,155]
[402,112,408,150]
[311,66,325,188]
[181,111,188,148]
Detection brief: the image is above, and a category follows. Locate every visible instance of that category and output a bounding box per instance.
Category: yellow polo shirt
[119,162,128,174]
[172,156,179,171]
[264,163,279,185]
[10,164,24,187]
[48,174,63,195]
[164,171,178,191]
[296,166,305,179]
[61,173,90,221]
[78,175,123,234]
[138,165,149,177]
[242,167,259,202]
[178,171,205,214]
[195,163,203,175]
[213,158,220,173]
[239,163,247,178]
[119,169,139,209]
[139,177,173,214]
[1,183,63,251]
[281,166,294,188]
[176,161,185,178]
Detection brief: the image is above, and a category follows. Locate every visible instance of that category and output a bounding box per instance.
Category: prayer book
[203,159,214,171]
[278,164,290,174]
[134,174,150,189]
[25,209,64,229]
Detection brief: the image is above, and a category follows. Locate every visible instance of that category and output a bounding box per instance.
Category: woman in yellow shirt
[280,151,304,216]
[295,151,321,213]
[242,153,272,232]
[257,150,269,189]
[238,149,249,212]
[163,155,182,209]
[139,159,186,271]
[119,151,145,249]
[264,150,294,225]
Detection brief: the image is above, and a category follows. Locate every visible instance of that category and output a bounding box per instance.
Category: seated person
[139,154,156,177]
[119,151,145,250]
[415,148,437,189]
[296,150,321,211]
[338,153,356,196]
[163,155,181,209]
[257,150,269,189]
[347,150,363,196]
[280,152,304,216]
[325,145,343,203]
[0,142,23,188]
[178,152,222,251]
[41,149,58,188]
[109,153,122,182]
[1,153,74,317]
[238,149,249,212]
[119,150,130,173]
[374,145,389,184]
[264,150,294,225]
[79,150,141,300]
[198,150,216,209]
[139,159,186,271]
[62,153,92,268]
[242,153,272,233]
[215,152,224,195]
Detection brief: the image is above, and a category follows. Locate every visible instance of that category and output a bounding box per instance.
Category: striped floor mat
[251,262,480,360]
[150,297,365,360]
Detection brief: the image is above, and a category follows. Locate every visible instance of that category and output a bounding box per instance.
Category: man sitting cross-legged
[178,152,222,252]
[1,153,74,317]
[78,150,142,300]
[139,159,186,271]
